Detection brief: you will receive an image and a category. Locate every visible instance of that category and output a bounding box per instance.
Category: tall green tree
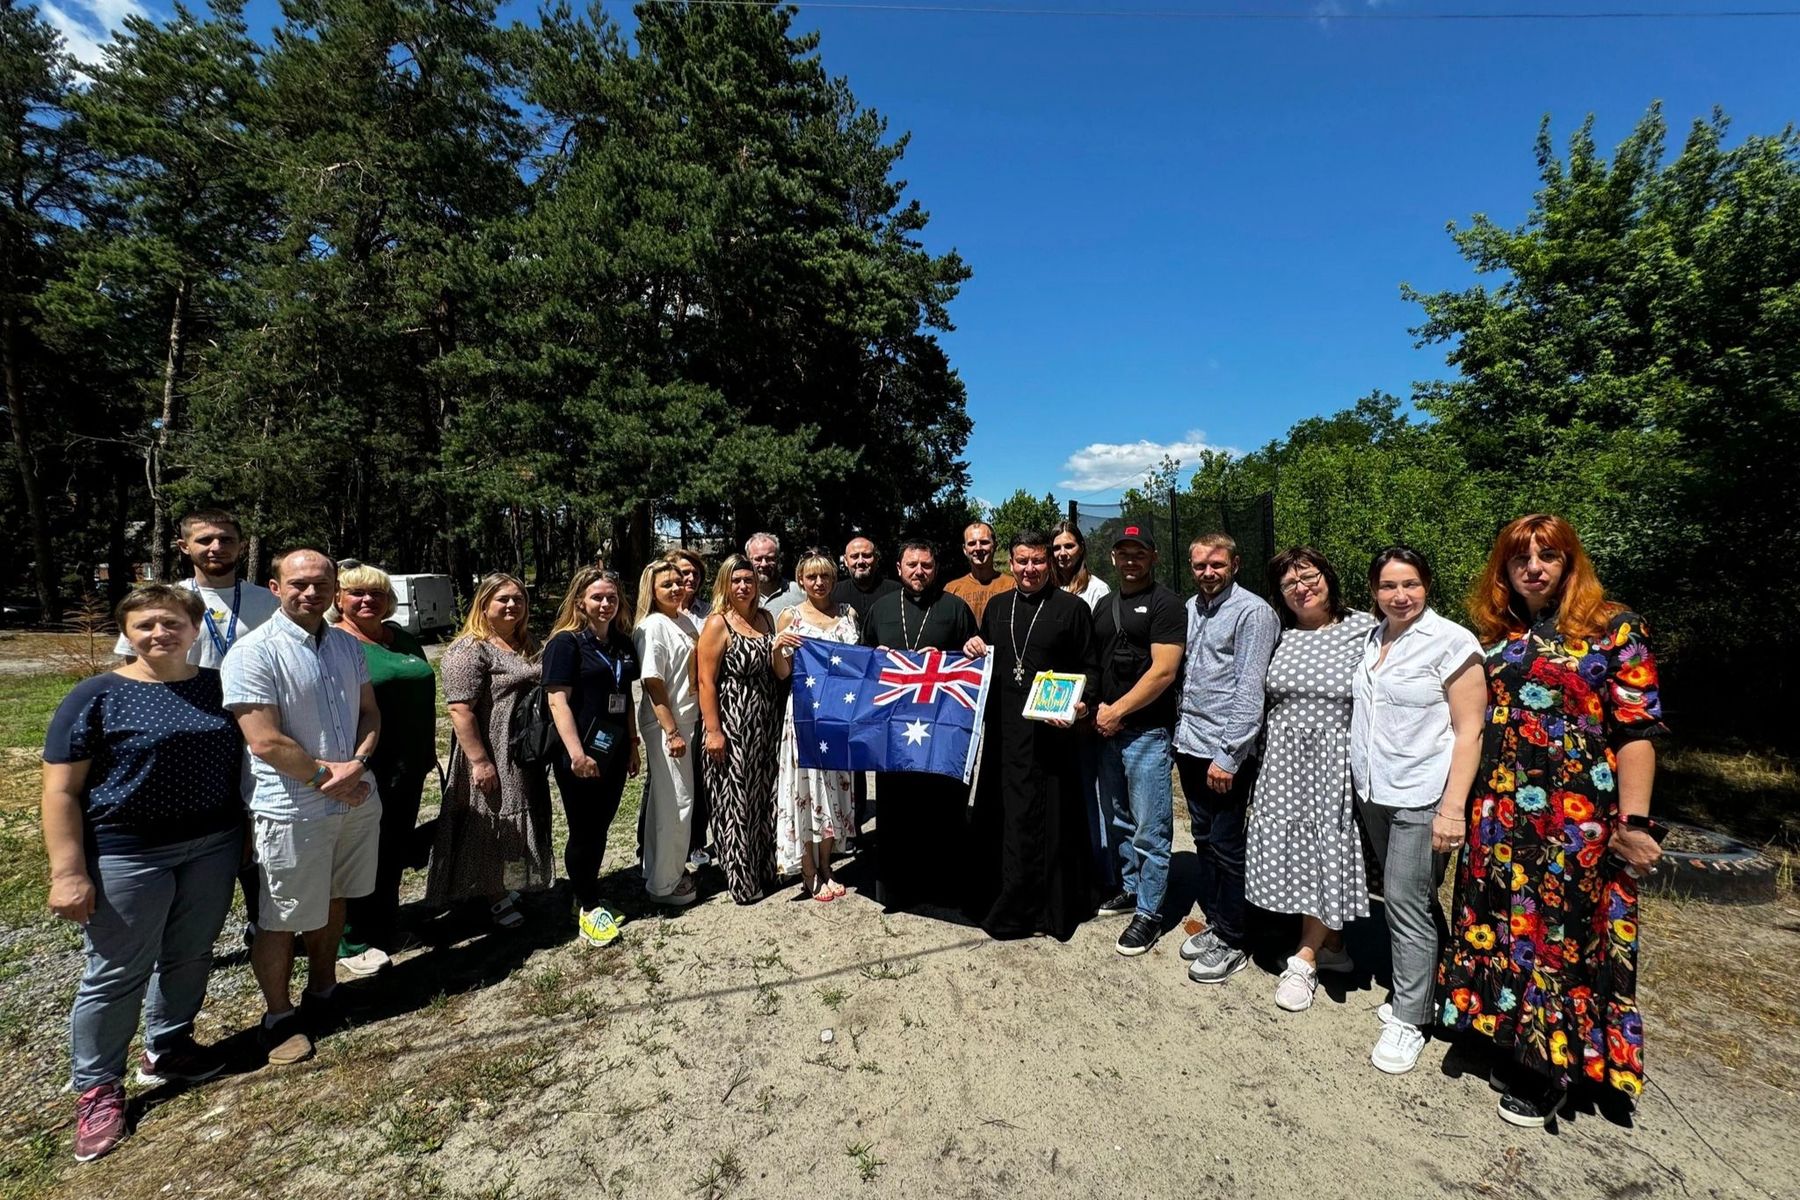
[185,0,530,583]
[1406,105,1800,663]
[987,488,1060,557]
[42,2,273,580]
[490,0,972,580]
[0,1,94,618]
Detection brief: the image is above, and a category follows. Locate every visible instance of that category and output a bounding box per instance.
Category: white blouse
[1349,608,1481,810]
[1072,574,1111,610]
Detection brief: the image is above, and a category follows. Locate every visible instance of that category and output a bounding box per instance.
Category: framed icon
[1021,671,1085,722]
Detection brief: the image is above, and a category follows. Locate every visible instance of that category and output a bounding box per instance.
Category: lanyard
[193,579,242,659]
[585,630,626,690]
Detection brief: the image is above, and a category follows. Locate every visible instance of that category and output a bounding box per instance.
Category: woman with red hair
[1439,514,1667,1130]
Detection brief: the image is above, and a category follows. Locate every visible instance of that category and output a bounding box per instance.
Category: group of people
[40,506,1663,1163]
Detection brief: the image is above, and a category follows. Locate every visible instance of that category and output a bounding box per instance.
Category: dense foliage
[0,0,974,613]
[1163,106,1800,734]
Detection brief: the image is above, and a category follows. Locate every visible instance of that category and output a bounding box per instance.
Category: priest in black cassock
[860,540,976,912]
[961,528,1100,941]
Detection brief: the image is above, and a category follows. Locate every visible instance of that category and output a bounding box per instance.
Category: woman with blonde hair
[1440,515,1666,1129]
[697,554,781,902]
[634,559,701,906]
[542,567,641,946]
[770,551,860,899]
[331,564,437,972]
[426,574,553,930]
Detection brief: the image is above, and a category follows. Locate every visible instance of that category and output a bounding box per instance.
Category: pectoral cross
[1012,661,1025,685]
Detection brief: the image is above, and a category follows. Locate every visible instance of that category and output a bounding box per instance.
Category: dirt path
[5,798,1791,1200]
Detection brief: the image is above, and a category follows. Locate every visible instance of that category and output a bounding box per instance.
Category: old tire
[1644,821,1780,905]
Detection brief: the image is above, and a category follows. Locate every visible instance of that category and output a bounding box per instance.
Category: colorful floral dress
[1437,609,1665,1095]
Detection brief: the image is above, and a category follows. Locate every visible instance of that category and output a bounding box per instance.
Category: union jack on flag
[872,649,986,710]
[791,639,992,783]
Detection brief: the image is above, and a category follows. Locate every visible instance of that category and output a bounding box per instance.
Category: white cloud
[41,0,149,68]
[1057,430,1220,494]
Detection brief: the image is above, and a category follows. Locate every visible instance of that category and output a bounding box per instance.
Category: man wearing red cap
[1090,526,1186,955]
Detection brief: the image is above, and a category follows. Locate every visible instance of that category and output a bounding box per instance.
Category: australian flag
[791,640,992,783]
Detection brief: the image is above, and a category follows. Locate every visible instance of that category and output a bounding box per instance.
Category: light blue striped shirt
[1173,581,1280,773]
[221,610,375,819]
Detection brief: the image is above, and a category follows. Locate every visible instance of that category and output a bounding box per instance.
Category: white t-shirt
[1349,607,1482,809]
[113,578,281,670]
[634,611,701,729]
[1072,575,1111,610]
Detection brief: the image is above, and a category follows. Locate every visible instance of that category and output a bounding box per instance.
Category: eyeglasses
[1279,570,1325,595]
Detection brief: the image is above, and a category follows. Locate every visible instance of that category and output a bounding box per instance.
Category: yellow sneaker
[577,905,622,947]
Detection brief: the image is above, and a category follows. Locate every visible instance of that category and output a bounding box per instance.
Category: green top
[358,624,439,782]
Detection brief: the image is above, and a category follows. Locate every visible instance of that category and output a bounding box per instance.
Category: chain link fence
[1070,490,1277,601]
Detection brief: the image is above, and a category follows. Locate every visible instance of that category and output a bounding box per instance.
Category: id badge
[588,724,617,755]
[607,693,627,715]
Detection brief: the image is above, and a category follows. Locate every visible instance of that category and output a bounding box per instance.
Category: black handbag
[507,683,559,767]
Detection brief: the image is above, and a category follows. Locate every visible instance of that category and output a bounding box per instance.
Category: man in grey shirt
[746,531,805,617]
[1172,532,1279,985]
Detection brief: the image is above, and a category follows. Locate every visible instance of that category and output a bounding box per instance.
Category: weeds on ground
[816,984,850,1010]
[845,1140,886,1183]
[689,1148,745,1198]
[859,960,919,981]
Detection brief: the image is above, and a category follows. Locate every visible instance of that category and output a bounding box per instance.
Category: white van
[390,574,456,637]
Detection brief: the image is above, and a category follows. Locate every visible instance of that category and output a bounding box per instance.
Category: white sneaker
[1315,944,1354,974]
[1274,956,1317,1012]
[1371,1020,1427,1074]
[338,947,391,977]
[1178,928,1219,962]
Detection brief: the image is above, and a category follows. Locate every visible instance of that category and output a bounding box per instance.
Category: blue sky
[43,1,1800,507]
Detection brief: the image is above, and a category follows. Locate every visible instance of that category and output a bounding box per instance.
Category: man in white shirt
[115,510,279,668]
[223,549,381,1067]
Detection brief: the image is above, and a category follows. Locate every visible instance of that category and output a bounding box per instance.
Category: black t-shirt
[832,576,900,625]
[1092,582,1186,730]
[42,669,244,853]
[541,628,640,750]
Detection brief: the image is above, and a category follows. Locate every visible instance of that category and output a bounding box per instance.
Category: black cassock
[966,585,1099,940]
[860,586,977,911]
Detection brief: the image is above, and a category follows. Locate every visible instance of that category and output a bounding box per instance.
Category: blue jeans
[70,828,240,1090]
[1078,733,1118,889]
[1174,753,1256,948]
[1101,728,1174,919]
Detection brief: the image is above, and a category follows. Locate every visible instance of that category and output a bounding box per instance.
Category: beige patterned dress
[426,637,554,903]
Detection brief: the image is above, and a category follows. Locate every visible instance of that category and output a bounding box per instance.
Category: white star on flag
[812,700,821,710]
[830,654,843,665]
[804,676,817,689]
[843,691,857,704]
[818,740,829,755]
[901,720,930,746]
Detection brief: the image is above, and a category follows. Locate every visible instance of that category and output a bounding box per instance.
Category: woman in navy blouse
[42,583,246,1163]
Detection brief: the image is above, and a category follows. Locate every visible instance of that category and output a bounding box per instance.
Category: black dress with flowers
[1437,609,1665,1095]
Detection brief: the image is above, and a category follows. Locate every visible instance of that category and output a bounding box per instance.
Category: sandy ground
[4,788,1793,1200]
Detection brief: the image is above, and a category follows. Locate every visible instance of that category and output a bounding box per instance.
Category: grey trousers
[1358,800,1449,1027]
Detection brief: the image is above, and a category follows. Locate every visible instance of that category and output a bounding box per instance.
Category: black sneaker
[1095,891,1137,917]
[1498,1083,1567,1130]
[1115,914,1161,956]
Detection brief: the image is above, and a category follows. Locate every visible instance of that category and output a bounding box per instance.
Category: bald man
[223,548,382,1067]
[831,534,900,625]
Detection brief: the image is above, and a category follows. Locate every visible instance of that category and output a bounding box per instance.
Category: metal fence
[1070,490,1276,601]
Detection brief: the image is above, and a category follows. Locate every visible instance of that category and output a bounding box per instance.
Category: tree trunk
[0,313,61,621]
[148,277,191,581]
[107,455,132,607]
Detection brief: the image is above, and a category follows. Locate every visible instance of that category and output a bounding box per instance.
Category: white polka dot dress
[1245,611,1376,930]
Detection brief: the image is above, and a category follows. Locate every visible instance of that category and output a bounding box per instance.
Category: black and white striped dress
[705,624,782,902]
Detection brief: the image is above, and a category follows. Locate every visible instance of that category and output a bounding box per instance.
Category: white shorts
[253,800,383,933]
